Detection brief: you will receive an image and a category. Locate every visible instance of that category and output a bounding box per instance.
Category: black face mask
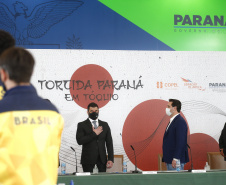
[89,112,98,120]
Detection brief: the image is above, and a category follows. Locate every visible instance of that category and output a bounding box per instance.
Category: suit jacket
[219,122,226,161]
[162,114,189,164]
[76,119,114,164]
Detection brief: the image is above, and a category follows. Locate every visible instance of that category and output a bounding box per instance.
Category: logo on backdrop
[209,83,226,92]
[157,81,179,90]
[174,14,226,34]
[38,64,144,109]
[156,78,205,91]
[0,1,84,45]
[181,77,206,91]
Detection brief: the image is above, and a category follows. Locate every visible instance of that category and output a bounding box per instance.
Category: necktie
[93,120,97,129]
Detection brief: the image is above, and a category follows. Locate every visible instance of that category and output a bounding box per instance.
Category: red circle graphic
[122,99,189,171]
[185,133,219,170]
[70,64,114,109]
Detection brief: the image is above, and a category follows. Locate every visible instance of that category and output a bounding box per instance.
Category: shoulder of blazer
[223,122,226,131]
[171,114,183,124]
[98,119,108,124]
[78,119,90,126]
[222,123,226,136]
[98,120,109,127]
[173,114,187,127]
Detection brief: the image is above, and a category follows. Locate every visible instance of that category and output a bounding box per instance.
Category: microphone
[187,144,193,172]
[130,145,139,173]
[70,147,78,174]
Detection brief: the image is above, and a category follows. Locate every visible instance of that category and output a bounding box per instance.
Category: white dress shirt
[89,118,99,128]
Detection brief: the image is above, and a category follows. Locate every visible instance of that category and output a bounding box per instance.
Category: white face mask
[166,108,172,116]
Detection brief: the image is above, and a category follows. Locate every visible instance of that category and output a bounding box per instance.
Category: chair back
[106,155,123,172]
[158,154,167,171]
[207,152,226,169]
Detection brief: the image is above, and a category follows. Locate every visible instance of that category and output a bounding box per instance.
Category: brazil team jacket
[0,85,64,185]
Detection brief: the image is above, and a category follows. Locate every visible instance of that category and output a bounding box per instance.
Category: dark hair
[0,30,15,55]
[87,102,99,111]
[169,99,181,112]
[0,47,34,83]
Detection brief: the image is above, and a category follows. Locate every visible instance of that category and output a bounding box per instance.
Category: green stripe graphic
[99,0,226,51]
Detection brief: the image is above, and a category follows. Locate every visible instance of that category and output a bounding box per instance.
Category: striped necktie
[93,120,97,129]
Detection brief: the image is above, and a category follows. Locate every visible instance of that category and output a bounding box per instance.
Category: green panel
[57,171,226,185]
[99,0,226,51]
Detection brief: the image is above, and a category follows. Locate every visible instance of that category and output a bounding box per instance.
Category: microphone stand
[130,145,140,173]
[187,144,193,172]
[70,147,78,174]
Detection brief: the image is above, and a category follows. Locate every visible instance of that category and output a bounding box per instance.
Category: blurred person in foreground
[0,30,15,100]
[0,47,64,185]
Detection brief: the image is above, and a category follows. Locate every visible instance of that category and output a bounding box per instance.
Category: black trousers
[82,156,106,172]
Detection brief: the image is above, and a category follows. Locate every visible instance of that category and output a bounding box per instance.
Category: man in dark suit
[162,99,189,170]
[76,102,114,172]
[219,123,226,161]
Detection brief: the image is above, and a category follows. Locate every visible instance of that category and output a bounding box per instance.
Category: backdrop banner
[1,0,225,173]
[30,49,226,172]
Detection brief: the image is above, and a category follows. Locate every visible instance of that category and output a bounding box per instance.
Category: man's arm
[174,119,188,160]
[76,122,97,145]
[105,123,114,164]
[171,120,187,168]
[219,123,226,148]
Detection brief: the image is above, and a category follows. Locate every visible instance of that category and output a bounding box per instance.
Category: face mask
[165,108,172,116]
[89,112,98,120]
